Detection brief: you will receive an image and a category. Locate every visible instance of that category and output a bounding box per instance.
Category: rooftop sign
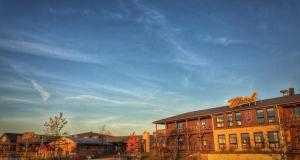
[227,92,257,109]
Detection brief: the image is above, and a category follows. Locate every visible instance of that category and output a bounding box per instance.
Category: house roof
[107,136,131,144]
[107,135,143,144]
[153,94,300,124]
[68,137,112,145]
[75,132,104,138]
[1,133,22,143]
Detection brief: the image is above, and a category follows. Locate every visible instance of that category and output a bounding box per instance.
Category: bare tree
[44,112,68,137]
[99,124,111,136]
[98,124,112,143]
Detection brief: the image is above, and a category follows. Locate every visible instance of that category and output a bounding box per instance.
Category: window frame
[241,133,250,149]
[235,112,242,126]
[227,113,233,127]
[216,114,224,128]
[229,134,238,149]
[297,130,300,142]
[267,107,276,123]
[268,131,280,148]
[177,137,184,145]
[254,132,265,149]
[201,120,206,128]
[177,121,184,128]
[218,134,226,150]
[293,107,300,117]
[256,109,265,124]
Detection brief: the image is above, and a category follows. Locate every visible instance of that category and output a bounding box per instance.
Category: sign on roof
[227,92,257,109]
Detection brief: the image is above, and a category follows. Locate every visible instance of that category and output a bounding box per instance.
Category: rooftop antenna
[280,89,288,96]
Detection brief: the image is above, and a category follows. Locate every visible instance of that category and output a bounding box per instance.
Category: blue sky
[0,0,299,136]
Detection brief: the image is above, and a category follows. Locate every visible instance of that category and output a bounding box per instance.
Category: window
[178,137,183,145]
[201,136,208,147]
[235,112,242,126]
[257,109,265,124]
[177,122,183,128]
[293,107,300,117]
[201,120,206,127]
[241,133,250,149]
[217,114,224,127]
[254,132,264,148]
[297,131,300,142]
[218,135,226,149]
[267,107,276,123]
[268,131,280,148]
[229,134,238,149]
[227,113,233,127]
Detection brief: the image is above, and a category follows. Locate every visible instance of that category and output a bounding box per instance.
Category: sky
[0,0,299,136]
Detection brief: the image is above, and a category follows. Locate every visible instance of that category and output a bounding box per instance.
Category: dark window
[200,136,208,147]
[178,137,184,145]
[235,112,242,126]
[229,134,238,149]
[257,109,265,124]
[267,107,276,123]
[218,135,226,149]
[217,114,224,127]
[254,132,264,149]
[297,131,300,142]
[268,131,280,148]
[177,122,183,128]
[227,113,233,127]
[241,133,250,149]
[293,107,300,117]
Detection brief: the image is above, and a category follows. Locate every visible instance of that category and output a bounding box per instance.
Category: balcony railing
[155,126,212,137]
[287,142,300,152]
[156,129,166,135]
[157,144,214,151]
[282,115,300,127]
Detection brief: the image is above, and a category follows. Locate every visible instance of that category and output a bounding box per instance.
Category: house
[153,88,300,157]
[107,135,130,154]
[0,133,22,156]
[48,136,113,159]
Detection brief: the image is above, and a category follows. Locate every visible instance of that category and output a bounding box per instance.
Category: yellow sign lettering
[227,92,257,109]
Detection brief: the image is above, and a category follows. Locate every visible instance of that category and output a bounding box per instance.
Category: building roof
[107,135,144,144]
[107,136,131,144]
[1,133,22,143]
[153,94,300,124]
[69,137,112,145]
[75,132,103,138]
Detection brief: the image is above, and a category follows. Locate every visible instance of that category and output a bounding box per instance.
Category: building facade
[153,88,300,155]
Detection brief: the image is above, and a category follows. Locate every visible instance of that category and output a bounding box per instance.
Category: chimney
[280,87,295,96]
[288,87,295,96]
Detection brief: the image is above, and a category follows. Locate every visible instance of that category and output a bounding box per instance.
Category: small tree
[127,132,140,155]
[44,112,68,137]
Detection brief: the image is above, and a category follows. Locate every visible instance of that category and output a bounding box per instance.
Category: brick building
[153,88,300,155]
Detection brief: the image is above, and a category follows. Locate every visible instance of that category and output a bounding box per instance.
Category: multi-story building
[153,88,300,154]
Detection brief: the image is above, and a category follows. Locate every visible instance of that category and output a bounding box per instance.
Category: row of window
[216,107,276,128]
[218,131,280,150]
[174,107,300,129]
[176,120,209,128]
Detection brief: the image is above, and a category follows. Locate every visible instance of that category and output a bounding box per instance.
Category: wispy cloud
[183,76,189,88]
[134,0,209,66]
[101,10,125,20]
[31,80,50,102]
[65,95,122,104]
[198,35,248,46]
[0,96,37,104]
[0,39,100,64]
[64,94,167,109]
[118,0,130,15]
